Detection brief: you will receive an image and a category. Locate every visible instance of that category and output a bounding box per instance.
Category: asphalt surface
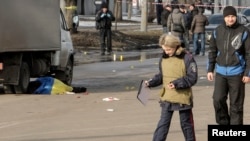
[1,83,250,141]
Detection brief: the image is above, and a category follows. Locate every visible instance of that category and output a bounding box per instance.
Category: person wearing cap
[145,34,197,141]
[207,6,250,125]
[161,4,172,33]
[95,3,115,55]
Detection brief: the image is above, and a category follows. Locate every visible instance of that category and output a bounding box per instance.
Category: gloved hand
[101,13,106,18]
[107,13,111,18]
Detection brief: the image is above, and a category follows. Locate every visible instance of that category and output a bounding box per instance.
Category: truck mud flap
[0,53,22,84]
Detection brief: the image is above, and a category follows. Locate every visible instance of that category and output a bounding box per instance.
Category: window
[242,9,250,16]
[60,9,68,30]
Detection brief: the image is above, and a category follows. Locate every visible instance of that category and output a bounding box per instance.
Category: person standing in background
[190,8,209,56]
[156,0,163,25]
[189,4,198,18]
[95,3,115,56]
[179,4,192,51]
[161,4,172,33]
[167,5,186,47]
[189,3,199,53]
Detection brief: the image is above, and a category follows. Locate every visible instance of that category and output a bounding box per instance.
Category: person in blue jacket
[146,34,198,141]
[207,6,250,125]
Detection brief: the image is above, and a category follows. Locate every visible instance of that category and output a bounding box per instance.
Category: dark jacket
[190,7,198,25]
[183,11,192,30]
[190,13,209,33]
[167,9,186,36]
[148,48,198,89]
[95,10,115,29]
[161,9,171,27]
[207,22,250,76]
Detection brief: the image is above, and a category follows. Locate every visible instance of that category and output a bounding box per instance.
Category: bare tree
[63,0,77,31]
[136,0,140,9]
[187,0,195,4]
[81,0,85,15]
[141,0,148,31]
[127,0,133,20]
[114,0,123,21]
[147,0,155,22]
[179,0,186,4]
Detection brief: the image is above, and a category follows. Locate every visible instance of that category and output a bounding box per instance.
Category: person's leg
[196,33,201,55]
[179,109,196,141]
[163,26,168,33]
[200,33,205,56]
[177,34,185,48]
[228,75,245,125]
[106,29,112,54]
[213,73,230,125]
[99,29,106,55]
[193,33,198,55]
[156,5,162,25]
[184,32,190,51]
[152,102,173,141]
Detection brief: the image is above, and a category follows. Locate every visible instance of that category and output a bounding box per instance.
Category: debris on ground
[106,109,115,112]
[102,97,120,102]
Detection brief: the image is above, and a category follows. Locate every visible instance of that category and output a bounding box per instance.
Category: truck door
[59,10,74,68]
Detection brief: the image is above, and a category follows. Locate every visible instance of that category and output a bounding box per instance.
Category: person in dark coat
[95,3,115,55]
[179,4,192,51]
[189,4,199,53]
[161,4,172,33]
[207,6,250,125]
[189,4,198,18]
[156,0,163,25]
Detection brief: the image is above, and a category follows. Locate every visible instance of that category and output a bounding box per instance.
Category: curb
[74,44,162,65]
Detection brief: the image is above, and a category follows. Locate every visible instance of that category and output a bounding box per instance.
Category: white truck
[0,0,75,94]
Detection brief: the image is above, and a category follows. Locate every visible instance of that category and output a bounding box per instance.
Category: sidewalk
[74,48,162,65]
[75,15,163,64]
[75,15,207,64]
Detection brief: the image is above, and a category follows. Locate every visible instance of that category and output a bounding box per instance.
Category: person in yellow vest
[145,34,198,141]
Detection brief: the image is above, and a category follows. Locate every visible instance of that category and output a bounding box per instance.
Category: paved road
[73,48,210,93]
[1,85,250,141]
[1,53,250,141]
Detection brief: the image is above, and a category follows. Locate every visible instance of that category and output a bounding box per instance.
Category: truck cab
[0,0,74,94]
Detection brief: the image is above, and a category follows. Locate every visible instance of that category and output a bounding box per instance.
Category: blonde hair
[159,34,181,48]
[159,34,184,55]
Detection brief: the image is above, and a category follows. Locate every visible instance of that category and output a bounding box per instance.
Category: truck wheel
[55,59,73,85]
[3,84,14,94]
[14,62,30,94]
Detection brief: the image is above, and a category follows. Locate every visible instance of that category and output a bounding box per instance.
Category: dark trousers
[156,5,163,24]
[100,28,112,53]
[152,102,196,141]
[213,73,245,125]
